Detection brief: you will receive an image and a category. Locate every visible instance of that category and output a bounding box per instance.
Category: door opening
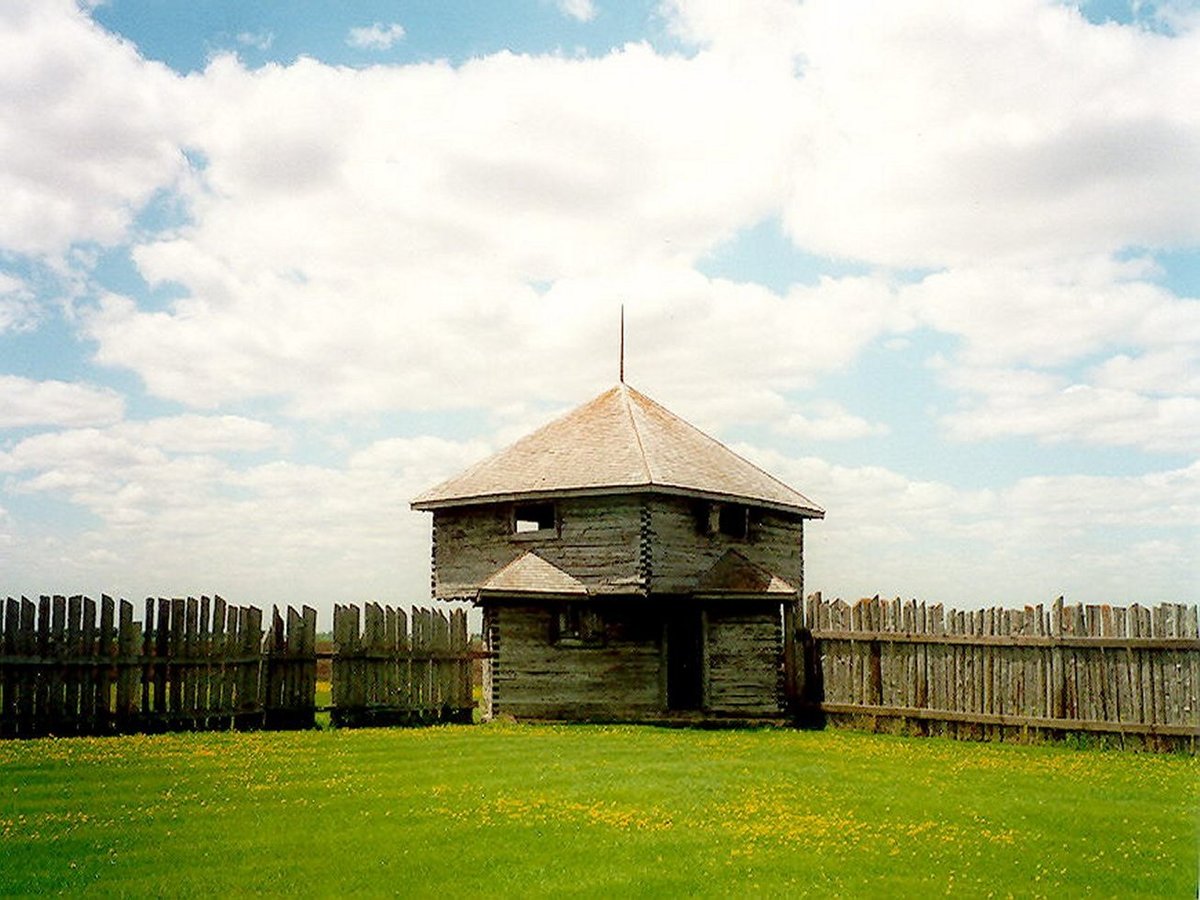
[666,607,703,711]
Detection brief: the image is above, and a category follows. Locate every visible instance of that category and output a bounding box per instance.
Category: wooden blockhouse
[411,384,824,722]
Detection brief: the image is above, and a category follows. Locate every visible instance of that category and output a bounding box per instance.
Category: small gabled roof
[694,550,796,596]
[412,383,824,517]
[478,552,588,596]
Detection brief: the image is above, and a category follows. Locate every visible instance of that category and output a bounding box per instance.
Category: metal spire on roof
[619,304,625,383]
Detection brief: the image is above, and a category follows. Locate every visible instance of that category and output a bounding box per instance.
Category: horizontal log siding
[706,605,784,715]
[432,497,644,599]
[646,497,805,594]
[491,603,663,720]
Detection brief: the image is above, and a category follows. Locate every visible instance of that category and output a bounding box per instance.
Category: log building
[411,383,823,722]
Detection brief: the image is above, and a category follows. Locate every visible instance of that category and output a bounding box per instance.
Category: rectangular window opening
[554,603,605,647]
[718,503,749,539]
[514,501,556,534]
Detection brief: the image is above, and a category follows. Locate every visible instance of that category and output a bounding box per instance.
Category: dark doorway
[666,607,703,710]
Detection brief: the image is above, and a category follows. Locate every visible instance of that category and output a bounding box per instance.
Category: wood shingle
[411,383,824,517]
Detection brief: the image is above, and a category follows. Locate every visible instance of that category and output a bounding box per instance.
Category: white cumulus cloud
[0,272,38,333]
[1,1,1198,610]
[236,30,274,51]
[346,22,406,50]
[773,402,890,441]
[668,0,1200,267]
[0,0,187,258]
[556,0,597,23]
[0,376,124,428]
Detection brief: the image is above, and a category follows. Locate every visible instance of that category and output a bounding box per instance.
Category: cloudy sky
[2,0,1198,623]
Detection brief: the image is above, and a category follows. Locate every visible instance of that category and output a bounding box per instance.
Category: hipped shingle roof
[695,550,797,595]
[411,383,823,517]
[478,552,588,596]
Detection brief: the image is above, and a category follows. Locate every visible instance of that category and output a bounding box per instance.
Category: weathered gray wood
[416,607,432,711]
[433,496,642,598]
[113,600,134,724]
[197,597,212,725]
[432,609,449,709]
[80,596,97,727]
[63,596,81,728]
[301,605,317,720]
[4,597,492,736]
[1032,604,1043,719]
[1,599,19,734]
[184,597,199,719]
[982,606,995,721]
[452,609,471,709]
[930,603,944,713]
[1150,605,1163,726]
[167,598,184,722]
[1172,605,1186,726]
[492,602,662,719]
[215,598,231,721]
[1139,605,1154,726]
[46,596,65,727]
[1116,606,1136,726]
[1050,597,1065,719]
[327,603,471,727]
[331,605,346,710]
[395,606,411,711]
[1185,605,1200,734]
[19,599,37,733]
[706,604,784,715]
[481,606,497,719]
[266,606,284,719]
[806,596,1200,748]
[150,599,166,717]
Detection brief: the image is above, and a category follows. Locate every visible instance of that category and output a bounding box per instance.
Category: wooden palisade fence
[800,594,1200,750]
[264,604,319,730]
[330,602,472,727]
[0,595,267,737]
[0,596,472,738]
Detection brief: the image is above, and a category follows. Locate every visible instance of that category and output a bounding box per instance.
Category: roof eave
[692,590,798,600]
[412,483,825,518]
[476,589,590,602]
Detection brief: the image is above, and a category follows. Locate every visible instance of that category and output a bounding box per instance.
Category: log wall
[487,602,663,720]
[645,497,805,594]
[706,604,784,715]
[431,494,808,599]
[484,599,787,721]
[431,496,644,599]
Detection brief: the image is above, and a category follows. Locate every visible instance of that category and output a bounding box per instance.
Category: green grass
[1,724,1196,897]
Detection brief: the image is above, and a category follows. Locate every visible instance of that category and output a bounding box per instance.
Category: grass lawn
[0,724,1196,897]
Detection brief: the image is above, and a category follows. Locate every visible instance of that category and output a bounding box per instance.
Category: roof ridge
[619,382,655,484]
[625,385,821,509]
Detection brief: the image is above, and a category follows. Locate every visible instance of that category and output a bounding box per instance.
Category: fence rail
[0,596,473,738]
[800,594,1200,748]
